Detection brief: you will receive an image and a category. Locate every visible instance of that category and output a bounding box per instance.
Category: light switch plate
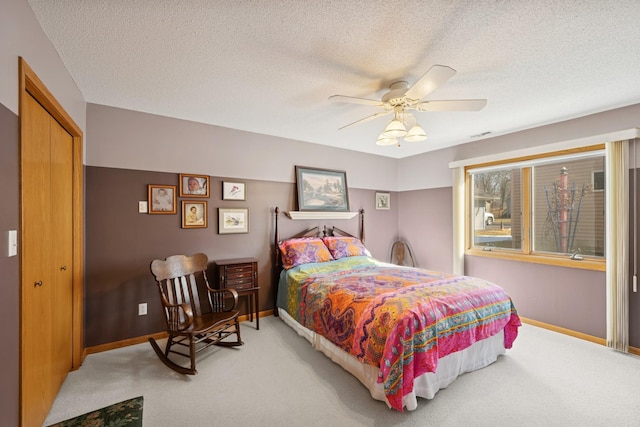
[138,201,148,213]
[7,230,17,257]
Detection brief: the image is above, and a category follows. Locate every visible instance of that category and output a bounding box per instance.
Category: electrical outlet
[138,303,147,316]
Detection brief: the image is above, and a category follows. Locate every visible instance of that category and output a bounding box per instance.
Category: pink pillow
[278,237,334,269]
[322,236,370,259]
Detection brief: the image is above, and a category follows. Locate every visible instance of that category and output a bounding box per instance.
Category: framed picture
[182,201,207,228]
[148,185,177,214]
[375,192,390,210]
[179,173,210,197]
[222,181,246,201]
[295,166,349,212]
[218,208,249,234]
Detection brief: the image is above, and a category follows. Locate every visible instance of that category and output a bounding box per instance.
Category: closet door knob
[34,281,43,287]
[60,266,67,271]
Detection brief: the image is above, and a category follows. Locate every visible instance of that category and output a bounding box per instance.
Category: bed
[272,208,521,411]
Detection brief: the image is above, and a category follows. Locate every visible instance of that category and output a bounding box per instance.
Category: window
[470,167,522,250]
[592,170,605,192]
[532,157,605,257]
[466,146,606,269]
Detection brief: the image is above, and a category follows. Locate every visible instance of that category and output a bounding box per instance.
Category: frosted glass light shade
[404,125,427,142]
[376,135,397,146]
[382,119,407,138]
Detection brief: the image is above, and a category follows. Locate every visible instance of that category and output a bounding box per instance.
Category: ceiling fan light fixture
[404,125,427,142]
[376,135,397,146]
[382,118,407,138]
[331,65,487,148]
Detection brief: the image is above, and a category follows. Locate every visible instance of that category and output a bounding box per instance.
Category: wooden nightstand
[214,257,259,330]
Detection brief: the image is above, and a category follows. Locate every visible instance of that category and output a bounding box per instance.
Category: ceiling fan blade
[329,94,385,107]
[338,111,391,130]
[415,99,487,112]
[404,65,457,101]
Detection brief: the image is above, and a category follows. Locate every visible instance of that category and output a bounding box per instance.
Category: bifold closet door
[21,93,74,427]
[49,107,74,394]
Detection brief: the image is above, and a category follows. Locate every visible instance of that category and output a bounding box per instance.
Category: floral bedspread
[278,256,521,411]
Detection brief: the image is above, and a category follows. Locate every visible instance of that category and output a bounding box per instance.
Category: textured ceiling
[27,0,640,159]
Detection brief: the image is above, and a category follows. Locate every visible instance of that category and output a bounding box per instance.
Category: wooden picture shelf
[284,211,359,220]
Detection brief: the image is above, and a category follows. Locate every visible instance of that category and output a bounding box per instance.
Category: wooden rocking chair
[149,253,243,375]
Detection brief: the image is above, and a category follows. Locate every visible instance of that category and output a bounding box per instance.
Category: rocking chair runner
[149,253,243,375]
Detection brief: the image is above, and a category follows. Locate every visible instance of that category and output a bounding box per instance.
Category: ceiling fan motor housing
[382,81,410,105]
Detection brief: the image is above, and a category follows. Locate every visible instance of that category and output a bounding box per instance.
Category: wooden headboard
[271,206,365,315]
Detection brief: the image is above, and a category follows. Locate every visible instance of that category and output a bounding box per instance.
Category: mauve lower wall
[85,166,398,347]
[396,177,640,347]
[397,110,640,347]
[397,187,453,273]
[83,112,640,348]
[397,185,608,340]
[630,172,640,347]
[465,256,607,338]
[0,103,20,427]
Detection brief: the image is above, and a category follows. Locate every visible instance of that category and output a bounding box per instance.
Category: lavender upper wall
[398,103,640,191]
[1,0,86,133]
[86,104,398,191]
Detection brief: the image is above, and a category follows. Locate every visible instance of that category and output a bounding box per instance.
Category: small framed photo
[148,185,177,214]
[375,192,390,210]
[218,208,249,234]
[182,201,207,229]
[222,181,246,201]
[179,173,210,197]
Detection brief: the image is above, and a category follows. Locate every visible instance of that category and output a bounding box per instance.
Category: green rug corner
[47,396,143,427]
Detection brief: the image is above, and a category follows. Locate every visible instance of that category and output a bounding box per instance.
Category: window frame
[464,144,606,271]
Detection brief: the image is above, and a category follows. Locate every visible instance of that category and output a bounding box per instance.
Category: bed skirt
[277,307,506,411]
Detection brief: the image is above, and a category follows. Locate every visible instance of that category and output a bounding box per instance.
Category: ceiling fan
[329,65,487,146]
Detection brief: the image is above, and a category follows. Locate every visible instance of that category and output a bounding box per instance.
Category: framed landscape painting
[295,166,349,212]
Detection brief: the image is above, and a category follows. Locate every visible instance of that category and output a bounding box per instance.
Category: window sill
[465,249,606,271]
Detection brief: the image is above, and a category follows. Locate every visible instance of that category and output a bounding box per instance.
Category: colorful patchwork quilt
[277,256,521,411]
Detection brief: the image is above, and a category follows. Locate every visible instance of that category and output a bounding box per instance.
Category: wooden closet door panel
[21,94,55,423]
[19,58,83,427]
[49,116,74,393]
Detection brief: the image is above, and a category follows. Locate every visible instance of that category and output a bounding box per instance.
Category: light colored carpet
[45,316,640,426]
